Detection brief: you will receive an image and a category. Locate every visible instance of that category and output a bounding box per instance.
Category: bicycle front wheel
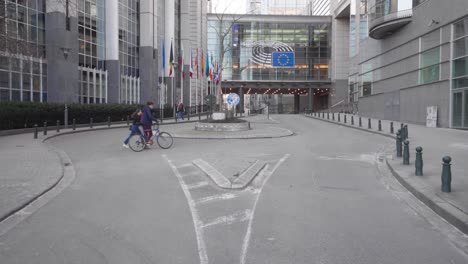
[157,132,173,149]
[128,134,146,152]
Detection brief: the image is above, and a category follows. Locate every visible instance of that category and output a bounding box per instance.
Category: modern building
[0,0,209,109]
[332,0,468,128]
[310,0,330,16]
[247,0,315,16]
[208,13,331,113]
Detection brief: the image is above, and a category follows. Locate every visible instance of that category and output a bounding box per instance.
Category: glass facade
[0,0,47,102]
[452,17,468,128]
[259,0,313,15]
[118,0,140,104]
[78,0,107,103]
[368,0,413,22]
[208,19,330,82]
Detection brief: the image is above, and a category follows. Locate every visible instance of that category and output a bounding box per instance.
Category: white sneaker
[122,144,129,149]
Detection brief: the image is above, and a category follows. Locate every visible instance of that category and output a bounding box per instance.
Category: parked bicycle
[128,123,173,152]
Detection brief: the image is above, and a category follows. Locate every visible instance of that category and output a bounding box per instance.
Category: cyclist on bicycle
[123,108,143,148]
[141,101,159,145]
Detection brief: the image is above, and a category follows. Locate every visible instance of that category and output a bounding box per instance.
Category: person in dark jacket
[141,101,159,145]
[123,109,143,148]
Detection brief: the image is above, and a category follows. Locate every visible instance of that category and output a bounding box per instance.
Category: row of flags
[161,39,221,84]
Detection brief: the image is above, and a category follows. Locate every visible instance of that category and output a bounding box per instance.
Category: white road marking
[201,210,253,229]
[177,163,193,168]
[318,153,378,164]
[195,193,237,205]
[181,170,202,177]
[162,155,209,264]
[240,154,290,264]
[186,181,210,190]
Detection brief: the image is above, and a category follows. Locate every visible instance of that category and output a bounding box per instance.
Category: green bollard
[403,140,410,165]
[396,132,402,158]
[415,147,423,176]
[441,156,452,193]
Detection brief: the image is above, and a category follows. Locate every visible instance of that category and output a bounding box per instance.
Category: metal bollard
[327,113,330,120]
[404,125,409,139]
[56,120,60,132]
[403,140,410,165]
[43,122,47,135]
[378,120,382,131]
[344,115,347,124]
[72,119,76,130]
[351,116,354,125]
[332,113,335,121]
[188,108,191,120]
[390,122,394,134]
[199,111,201,121]
[441,156,452,193]
[400,123,404,139]
[90,118,93,128]
[359,117,362,127]
[415,147,423,176]
[338,113,341,122]
[368,118,371,129]
[34,124,38,139]
[107,116,111,127]
[396,133,402,158]
[127,115,130,126]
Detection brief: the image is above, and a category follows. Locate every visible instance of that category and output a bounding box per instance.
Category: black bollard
[415,147,423,176]
[56,120,60,132]
[43,122,47,135]
[396,133,402,158]
[188,108,191,120]
[338,113,341,122]
[344,115,347,124]
[90,118,93,128]
[34,124,38,139]
[390,122,394,134]
[368,118,372,129]
[351,116,354,125]
[400,123,404,138]
[404,125,409,139]
[378,120,382,131]
[441,156,452,193]
[199,111,201,121]
[107,116,111,127]
[327,113,330,120]
[332,113,335,121]
[126,115,130,126]
[359,117,362,127]
[403,140,410,165]
[72,119,76,130]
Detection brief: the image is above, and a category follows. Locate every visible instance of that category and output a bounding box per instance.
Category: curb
[303,114,468,236]
[171,130,294,140]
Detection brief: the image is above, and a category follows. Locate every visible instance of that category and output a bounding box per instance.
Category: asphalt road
[1,115,467,264]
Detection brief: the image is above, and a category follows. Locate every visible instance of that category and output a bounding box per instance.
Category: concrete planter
[195,121,251,132]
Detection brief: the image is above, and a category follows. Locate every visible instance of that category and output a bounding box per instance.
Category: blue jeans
[177,111,184,120]
[124,125,142,145]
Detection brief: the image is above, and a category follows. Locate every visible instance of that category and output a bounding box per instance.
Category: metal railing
[369,9,413,31]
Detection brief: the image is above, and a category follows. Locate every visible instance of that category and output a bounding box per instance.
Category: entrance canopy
[220,80,332,96]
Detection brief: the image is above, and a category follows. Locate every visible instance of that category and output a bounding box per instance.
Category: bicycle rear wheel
[157,132,173,149]
[128,134,146,152]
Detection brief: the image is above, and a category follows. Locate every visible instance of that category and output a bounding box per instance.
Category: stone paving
[305,112,468,235]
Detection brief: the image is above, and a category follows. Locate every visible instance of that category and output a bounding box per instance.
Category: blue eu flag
[272,52,295,67]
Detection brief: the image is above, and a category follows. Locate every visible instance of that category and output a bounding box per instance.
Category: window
[419,47,440,84]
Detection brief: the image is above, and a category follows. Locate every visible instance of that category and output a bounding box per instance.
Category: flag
[180,44,184,79]
[189,48,194,78]
[169,40,174,77]
[205,51,210,78]
[215,61,221,85]
[201,50,205,79]
[196,48,199,79]
[161,39,165,77]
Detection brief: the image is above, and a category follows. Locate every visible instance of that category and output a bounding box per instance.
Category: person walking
[176,101,185,121]
[141,101,159,145]
[123,108,143,148]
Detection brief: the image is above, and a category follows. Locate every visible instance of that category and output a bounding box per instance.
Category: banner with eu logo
[272,52,295,67]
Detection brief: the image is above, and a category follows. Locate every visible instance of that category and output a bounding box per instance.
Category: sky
[210,0,247,14]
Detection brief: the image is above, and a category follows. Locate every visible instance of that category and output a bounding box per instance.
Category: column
[105,0,120,103]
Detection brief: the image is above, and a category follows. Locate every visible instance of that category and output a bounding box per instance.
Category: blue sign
[272,52,295,67]
[227,93,240,106]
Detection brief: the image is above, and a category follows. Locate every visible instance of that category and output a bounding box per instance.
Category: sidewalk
[305,113,468,235]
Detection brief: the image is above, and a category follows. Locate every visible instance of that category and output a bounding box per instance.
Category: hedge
[0,102,176,130]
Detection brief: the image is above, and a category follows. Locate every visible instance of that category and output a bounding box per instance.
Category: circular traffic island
[195,117,251,132]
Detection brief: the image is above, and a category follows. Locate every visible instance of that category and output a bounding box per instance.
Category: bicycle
[128,123,173,152]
